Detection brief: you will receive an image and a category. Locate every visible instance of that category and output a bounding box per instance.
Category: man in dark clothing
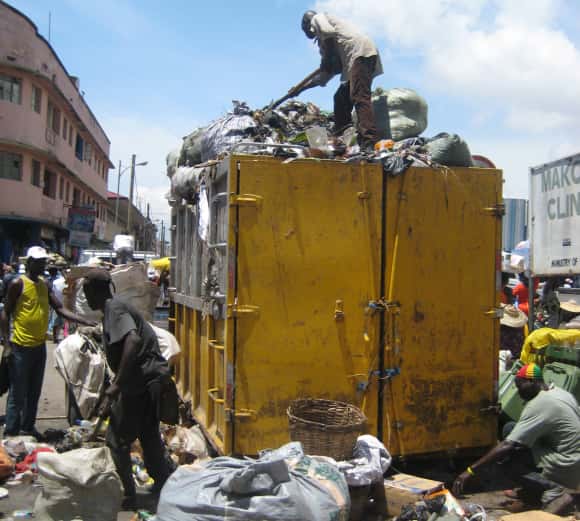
[300,11,383,151]
[83,269,175,510]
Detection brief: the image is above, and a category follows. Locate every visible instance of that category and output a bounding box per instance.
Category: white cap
[26,246,48,259]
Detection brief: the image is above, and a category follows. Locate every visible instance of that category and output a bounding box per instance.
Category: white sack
[34,447,122,521]
[150,323,181,366]
[337,435,392,487]
[54,334,106,419]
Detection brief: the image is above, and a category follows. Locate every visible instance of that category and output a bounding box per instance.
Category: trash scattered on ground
[384,473,445,517]
[0,486,8,499]
[163,424,209,465]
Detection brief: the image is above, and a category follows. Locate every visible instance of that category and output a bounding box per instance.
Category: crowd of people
[0,246,175,510]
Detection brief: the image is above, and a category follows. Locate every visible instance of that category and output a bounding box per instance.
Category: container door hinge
[229,194,263,207]
[484,307,504,319]
[227,304,260,318]
[225,408,258,422]
[357,191,370,200]
[482,203,505,217]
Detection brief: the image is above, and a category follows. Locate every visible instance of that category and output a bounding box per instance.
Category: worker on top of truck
[299,11,383,152]
[453,363,580,515]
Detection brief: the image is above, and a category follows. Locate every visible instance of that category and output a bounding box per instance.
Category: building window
[75,134,84,160]
[73,187,80,206]
[0,152,22,180]
[62,118,68,139]
[31,159,41,187]
[59,176,64,199]
[85,142,92,165]
[65,181,70,202]
[68,127,73,146]
[43,169,57,198]
[0,75,21,104]
[31,85,42,113]
[47,100,61,134]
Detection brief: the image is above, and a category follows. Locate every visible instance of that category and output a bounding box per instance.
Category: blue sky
[11,0,580,222]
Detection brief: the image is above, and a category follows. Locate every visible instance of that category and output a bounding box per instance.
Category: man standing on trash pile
[453,363,580,515]
[300,11,383,152]
[83,269,176,510]
[0,246,96,440]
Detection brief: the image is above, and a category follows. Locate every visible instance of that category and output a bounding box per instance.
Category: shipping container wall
[171,156,502,457]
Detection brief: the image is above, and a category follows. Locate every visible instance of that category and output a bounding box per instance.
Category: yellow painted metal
[229,157,383,454]
[377,167,501,456]
[172,156,502,458]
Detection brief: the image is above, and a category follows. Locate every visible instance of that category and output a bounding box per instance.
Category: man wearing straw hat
[499,304,527,364]
[557,291,580,329]
[453,363,580,514]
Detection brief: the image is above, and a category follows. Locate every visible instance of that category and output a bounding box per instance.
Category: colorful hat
[516,363,543,380]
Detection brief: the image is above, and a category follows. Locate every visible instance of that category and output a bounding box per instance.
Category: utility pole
[160,220,165,257]
[114,160,121,226]
[127,154,136,235]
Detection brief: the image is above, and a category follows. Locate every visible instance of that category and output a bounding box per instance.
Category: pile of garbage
[168,87,477,203]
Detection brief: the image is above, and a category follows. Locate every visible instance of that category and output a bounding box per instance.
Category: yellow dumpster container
[170,155,502,457]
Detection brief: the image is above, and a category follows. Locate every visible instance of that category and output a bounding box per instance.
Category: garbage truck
[169,154,503,457]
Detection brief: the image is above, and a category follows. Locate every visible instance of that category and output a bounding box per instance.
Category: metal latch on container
[229,194,263,207]
[484,307,504,319]
[367,299,400,313]
[227,304,260,318]
[225,408,257,422]
[372,367,401,380]
[482,203,505,217]
[479,403,501,415]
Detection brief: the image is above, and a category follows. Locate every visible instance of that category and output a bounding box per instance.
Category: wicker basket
[287,399,367,460]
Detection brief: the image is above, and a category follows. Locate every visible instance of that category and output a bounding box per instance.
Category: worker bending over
[453,363,580,514]
[83,269,175,510]
[300,11,383,152]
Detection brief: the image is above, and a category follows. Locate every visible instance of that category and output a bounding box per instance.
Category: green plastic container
[544,344,580,367]
[543,362,580,402]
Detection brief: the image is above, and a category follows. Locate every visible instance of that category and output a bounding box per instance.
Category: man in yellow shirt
[0,246,94,439]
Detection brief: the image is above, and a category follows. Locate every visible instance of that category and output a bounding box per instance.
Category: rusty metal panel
[379,167,501,456]
[230,156,382,455]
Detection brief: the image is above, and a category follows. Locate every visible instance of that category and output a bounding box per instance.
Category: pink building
[0,1,112,262]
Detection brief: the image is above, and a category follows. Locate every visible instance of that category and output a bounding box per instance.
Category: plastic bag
[155,442,349,521]
[171,166,203,201]
[33,447,122,521]
[201,103,258,162]
[54,333,106,419]
[337,435,391,487]
[425,133,473,167]
[150,323,181,365]
[372,88,428,141]
[180,127,206,166]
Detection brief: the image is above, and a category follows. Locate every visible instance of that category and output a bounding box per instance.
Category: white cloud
[101,114,184,223]
[315,0,580,132]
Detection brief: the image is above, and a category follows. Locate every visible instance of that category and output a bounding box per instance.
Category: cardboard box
[383,473,444,516]
[500,512,567,521]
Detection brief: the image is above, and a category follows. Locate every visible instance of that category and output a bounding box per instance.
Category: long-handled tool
[89,413,107,442]
[264,68,321,112]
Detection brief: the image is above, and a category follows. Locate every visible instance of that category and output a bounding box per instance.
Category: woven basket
[287,399,367,460]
